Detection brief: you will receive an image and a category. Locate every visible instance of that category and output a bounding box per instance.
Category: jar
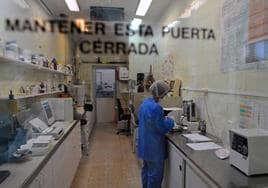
[5,41,19,59]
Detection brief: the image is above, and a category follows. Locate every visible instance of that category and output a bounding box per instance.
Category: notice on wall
[160,53,175,80]
[221,0,268,72]
[239,97,259,128]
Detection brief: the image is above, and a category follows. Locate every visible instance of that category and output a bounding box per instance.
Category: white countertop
[0,120,78,188]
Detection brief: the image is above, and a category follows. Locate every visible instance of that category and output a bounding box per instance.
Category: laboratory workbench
[166,132,268,188]
[0,120,81,188]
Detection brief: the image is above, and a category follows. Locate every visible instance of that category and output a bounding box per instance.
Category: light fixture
[179,0,207,19]
[130,18,142,30]
[136,0,152,16]
[167,20,180,28]
[13,0,30,9]
[65,0,80,12]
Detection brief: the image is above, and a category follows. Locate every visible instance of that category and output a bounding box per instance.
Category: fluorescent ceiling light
[65,0,80,12]
[167,20,180,28]
[130,18,142,30]
[179,0,207,19]
[13,0,30,9]
[136,0,152,16]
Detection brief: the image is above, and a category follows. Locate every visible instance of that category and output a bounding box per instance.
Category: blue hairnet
[149,80,169,98]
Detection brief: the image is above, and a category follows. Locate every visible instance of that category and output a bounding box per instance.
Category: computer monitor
[41,100,55,126]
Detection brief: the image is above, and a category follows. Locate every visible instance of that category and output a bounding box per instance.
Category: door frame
[92,65,117,123]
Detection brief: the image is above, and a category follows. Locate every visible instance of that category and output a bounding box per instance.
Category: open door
[94,68,116,123]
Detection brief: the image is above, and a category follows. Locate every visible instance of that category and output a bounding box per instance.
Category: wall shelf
[0,56,73,76]
[0,91,63,100]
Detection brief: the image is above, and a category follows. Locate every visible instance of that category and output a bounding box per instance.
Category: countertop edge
[21,120,79,188]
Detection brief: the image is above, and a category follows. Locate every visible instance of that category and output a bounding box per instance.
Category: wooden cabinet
[29,124,81,188]
[164,141,185,188]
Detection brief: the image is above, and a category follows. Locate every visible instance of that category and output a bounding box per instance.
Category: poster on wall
[221,0,268,72]
[239,97,259,128]
[160,53,175,80]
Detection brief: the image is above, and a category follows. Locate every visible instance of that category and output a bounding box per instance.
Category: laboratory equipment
[29,118,48,133]
[41,100,55,126]
[29,117,64,140]
[182,100,197,122]
[46,98,74,121]
[229,128,268,175]
[5,41,19,59]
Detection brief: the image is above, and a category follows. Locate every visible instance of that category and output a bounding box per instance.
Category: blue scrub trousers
[142,160,164,188]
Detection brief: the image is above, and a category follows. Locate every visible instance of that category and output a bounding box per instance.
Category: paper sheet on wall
[221,0,249,72]
[221,0,268,72]
[186,142,222,151]
[239,97,259,128]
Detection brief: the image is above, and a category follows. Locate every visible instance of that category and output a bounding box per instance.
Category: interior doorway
[93,67,116,123]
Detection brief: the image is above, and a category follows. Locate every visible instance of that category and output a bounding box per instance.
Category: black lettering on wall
[96,22,105,35]
[116,42,126,54]
[144,26,153,37]
[70,20,82,34]
[34,20,46,32]
[126,24,135,36]
[84,21,93,35]
[149,44,158,55]
[80,40,91,53]
[22,20,33,32]
[162,26,170,37]
[201,28,207,39]
[208,29,216,40]
[139,43,148,55]
[58,20,68,34]
[114,23,124,36]
[172,28,180,38]
[93,40,102,54]
[6,19,21,31]
[191,28,199,39]
[48,20,58,33]
[182,27,189,39]
[104,41,115,54]
[128,43,137,54]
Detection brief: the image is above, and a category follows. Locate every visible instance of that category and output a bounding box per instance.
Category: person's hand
[166,116,175,128]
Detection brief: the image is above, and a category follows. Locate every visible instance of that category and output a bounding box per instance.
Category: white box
[229,128,268,175]
[119,67,129,80]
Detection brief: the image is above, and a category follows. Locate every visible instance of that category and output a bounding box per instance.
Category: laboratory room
[0,0,268,188]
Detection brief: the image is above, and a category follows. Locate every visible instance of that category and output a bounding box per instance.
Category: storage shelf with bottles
[0,91,63,100]
[0,56,73,76]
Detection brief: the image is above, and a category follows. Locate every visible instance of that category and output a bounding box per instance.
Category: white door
[94,68,116,123]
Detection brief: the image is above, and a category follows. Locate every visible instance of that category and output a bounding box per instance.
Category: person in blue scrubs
[138,80,174,188]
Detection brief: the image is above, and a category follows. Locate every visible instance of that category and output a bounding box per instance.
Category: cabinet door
[29,177,41,188]
[40,160,54,188]
[185,163,211,188]
[164,142,185,188]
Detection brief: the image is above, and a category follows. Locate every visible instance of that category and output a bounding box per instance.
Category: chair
[129,104,139,153]
[116,99,131,135]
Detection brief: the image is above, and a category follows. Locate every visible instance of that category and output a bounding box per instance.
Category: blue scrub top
[138,97,174,162]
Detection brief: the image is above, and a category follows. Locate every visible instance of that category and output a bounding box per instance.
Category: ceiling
[39,0,172,23]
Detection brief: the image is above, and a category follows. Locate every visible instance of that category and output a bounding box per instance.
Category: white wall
[129,0,268,146]
[0,0,72,98]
